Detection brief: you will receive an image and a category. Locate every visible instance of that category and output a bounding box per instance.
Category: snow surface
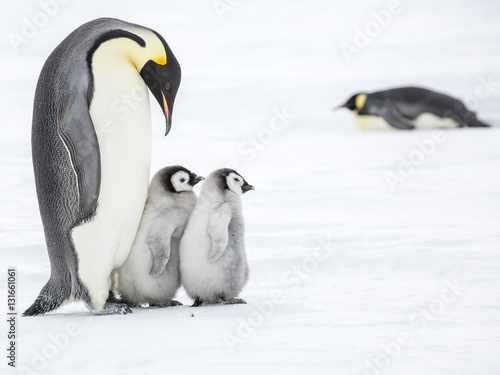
[1,0,500,374]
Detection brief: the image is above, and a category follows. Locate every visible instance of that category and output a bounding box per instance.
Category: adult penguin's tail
[470,119,491,127]
[23,278,71,316]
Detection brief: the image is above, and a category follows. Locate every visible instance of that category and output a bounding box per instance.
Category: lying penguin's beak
[333,103,347,111]
[140,59,181,136]
[242,184,255,193]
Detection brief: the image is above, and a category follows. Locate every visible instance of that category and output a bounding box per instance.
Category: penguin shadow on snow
[335,86,492,131]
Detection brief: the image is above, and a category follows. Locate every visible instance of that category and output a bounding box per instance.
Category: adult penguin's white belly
[71,46,152,308]
[354,114,393,131]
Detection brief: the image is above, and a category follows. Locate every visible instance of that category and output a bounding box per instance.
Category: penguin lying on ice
[337,86,491,130]
[180,169,254,306]
[114,166,203,308]
[25,18,181,315]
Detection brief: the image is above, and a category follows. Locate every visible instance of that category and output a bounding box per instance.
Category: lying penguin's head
[337,93,367,113]
[216,168,254,196]
[159,165,204,193]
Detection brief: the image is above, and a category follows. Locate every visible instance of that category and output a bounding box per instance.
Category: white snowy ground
[1,1,500,374]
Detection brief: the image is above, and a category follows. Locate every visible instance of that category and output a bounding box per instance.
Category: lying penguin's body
[115,166,203,307]
[339,87,490,130]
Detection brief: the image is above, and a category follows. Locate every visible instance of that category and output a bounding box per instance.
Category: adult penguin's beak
[140,57,181,136]
[333,103,348,111]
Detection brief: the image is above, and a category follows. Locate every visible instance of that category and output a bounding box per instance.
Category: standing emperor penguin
[180,168,254,306]
[115,166,204,307]
[337,87,491,130]
[25,18,181,316]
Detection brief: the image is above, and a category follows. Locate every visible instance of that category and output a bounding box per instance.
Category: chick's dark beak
[242,183,255,193]
[190,174,205,186]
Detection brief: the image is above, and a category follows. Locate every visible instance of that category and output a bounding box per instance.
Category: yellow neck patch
[125,28,167,69]
[355,93,367,110]
[152,55,166,65]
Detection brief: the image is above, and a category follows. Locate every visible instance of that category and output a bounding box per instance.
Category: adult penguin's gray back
[338,86,491,130]
[25,18,181,315]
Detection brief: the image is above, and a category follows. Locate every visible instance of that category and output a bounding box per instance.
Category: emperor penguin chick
[180,168,254,306]
[115,166,204,307]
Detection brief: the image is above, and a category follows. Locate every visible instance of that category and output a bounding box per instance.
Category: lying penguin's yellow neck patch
[355,93,367,110]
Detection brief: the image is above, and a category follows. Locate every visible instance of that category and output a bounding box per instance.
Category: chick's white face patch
[226,172,244,195]
[171,170,193,192]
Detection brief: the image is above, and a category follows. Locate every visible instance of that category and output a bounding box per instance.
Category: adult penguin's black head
[139,31,181,136]
[337,93,363,112]
[87,22,182,136]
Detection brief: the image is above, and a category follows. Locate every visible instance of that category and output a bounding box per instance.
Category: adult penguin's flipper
[57,92,101,220]
[380,102,415,130]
